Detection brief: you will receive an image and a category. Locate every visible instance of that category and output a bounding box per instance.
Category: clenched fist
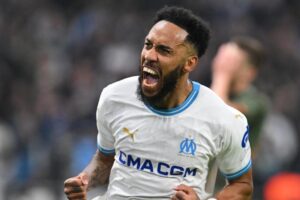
[64,172,89,200]
[171,184,200,200]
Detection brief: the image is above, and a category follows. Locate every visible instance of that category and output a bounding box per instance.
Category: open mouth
[142,66,160,87]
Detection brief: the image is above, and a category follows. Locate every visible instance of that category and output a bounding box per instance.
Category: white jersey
[96,76,251,200]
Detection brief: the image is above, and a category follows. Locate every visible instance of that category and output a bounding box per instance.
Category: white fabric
[96,76,251,200]
[91,194,106,200]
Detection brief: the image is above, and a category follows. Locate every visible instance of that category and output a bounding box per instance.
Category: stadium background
[0,0,299,199]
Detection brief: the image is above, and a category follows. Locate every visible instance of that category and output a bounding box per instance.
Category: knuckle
[68,192,86,199]
[64,179,69,185]
[64,178,74,185]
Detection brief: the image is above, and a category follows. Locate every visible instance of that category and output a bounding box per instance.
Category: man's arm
[210,73,248,114]
[210,70,248,114]
[172,169,253,200]
[215,169,253,200]
[82,149,115,189]
[210,43,249,114]
[64,150,114,200]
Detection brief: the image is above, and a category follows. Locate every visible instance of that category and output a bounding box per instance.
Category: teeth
[143,67,158,76]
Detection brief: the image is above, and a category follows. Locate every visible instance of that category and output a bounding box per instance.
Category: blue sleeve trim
[223,160,252,180]
[97,145,115,155]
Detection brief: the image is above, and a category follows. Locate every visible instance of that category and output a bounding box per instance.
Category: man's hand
[212,43,245,79]
[171,184,200,200]
[211,42,247,102]
[64,172,89,200]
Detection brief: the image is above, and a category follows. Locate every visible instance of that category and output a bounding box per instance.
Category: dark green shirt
[231,86,270,147]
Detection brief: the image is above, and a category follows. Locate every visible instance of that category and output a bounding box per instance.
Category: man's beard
[137,65,183,108]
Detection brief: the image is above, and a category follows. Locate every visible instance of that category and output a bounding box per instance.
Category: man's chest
[110,113,221,172]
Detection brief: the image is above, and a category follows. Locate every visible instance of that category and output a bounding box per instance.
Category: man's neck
[153,78,192,109]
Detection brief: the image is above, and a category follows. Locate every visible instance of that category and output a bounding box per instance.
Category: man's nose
[144,48,158,62]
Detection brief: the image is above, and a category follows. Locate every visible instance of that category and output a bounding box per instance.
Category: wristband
[207,198,217,200]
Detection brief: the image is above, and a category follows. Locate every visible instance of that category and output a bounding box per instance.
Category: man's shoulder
[102,76,138,97]
[196,84,248,126]
[196,84,229,112]
[97,76,139,110]
[105,76,138,91]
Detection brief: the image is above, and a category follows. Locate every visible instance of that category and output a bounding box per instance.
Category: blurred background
[0,0,299,199]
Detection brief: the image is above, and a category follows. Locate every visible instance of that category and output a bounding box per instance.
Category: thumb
[79,173,89,186]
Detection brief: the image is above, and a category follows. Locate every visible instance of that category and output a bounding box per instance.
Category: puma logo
[235,113,243,119]
[122,127,138,141]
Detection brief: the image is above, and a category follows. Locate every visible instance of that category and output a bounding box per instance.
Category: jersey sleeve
[96,87,115,155]
[217,113,252,180]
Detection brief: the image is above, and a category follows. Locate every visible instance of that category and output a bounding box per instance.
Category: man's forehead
[146,20,188,45]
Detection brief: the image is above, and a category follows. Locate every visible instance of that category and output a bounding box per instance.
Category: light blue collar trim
[145,81,200,116]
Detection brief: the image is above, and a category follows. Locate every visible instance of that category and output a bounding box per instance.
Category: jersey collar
[145,81,200,116]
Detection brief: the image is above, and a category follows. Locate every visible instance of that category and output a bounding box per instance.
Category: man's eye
[144,42,152,49]
[162,48,170,53]
[158,47,171,55]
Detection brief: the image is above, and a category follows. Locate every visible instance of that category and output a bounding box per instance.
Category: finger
[66,191,86,199]
[174,190,188,200]
[171,196,178,200]
[72,199,87,200]
[64,177,83,187]
[174,184,192,194]
[171,195,181,200]
[79,173,89,185]
[64,186,86,194]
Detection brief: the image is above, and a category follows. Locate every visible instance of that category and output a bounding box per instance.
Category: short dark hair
[231,36,265,69]
[153,6,210,57]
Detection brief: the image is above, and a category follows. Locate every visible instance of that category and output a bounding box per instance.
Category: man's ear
[183,55,198,73]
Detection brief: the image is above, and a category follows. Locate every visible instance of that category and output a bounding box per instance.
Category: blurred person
[210,37,270,199]
[211,36,269,158]
[64,6,253,200]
